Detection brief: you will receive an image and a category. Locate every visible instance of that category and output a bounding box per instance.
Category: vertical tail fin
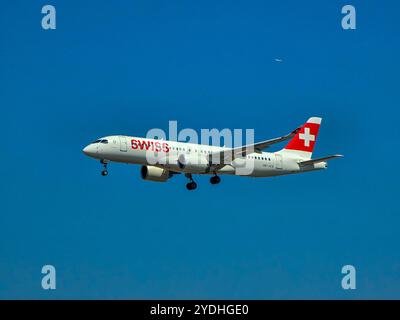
[280,117,322,159]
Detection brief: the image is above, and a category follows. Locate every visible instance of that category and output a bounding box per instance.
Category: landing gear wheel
[186,181,197,190]
[100,159,109,176]
[184,173,197,190]
[210,175,221,185]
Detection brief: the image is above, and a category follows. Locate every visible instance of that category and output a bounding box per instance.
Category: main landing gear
[100,159,109,176]
[185,173,197,191]
[210,174,221,185]
[184,173,221,190]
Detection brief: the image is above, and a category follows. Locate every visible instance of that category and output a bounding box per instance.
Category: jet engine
[140,165,171,182]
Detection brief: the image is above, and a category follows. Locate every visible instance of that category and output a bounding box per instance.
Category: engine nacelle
[177,154,210,173]
[140,165,170,182]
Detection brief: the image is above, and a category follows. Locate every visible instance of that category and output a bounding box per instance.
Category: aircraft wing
[208,126,301,165]
[298,154,344,167]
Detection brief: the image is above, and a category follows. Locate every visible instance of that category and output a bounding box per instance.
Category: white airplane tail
[278,117,322,159]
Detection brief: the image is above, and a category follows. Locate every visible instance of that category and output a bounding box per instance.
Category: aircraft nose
[82,144,97,156]
[82,145,89,155]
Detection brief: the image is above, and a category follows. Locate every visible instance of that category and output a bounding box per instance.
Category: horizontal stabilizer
[298,154,343,166]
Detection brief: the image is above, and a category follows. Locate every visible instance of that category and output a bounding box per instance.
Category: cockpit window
[91,139,108,144]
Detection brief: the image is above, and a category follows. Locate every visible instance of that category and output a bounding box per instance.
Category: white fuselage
[82,135,326,177]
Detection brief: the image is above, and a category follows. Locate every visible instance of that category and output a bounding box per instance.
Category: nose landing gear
[100,159,109,176]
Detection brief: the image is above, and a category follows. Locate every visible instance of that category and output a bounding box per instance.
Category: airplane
[82,117,343,190]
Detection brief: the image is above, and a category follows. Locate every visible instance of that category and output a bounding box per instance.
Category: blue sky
[0,0,399,299]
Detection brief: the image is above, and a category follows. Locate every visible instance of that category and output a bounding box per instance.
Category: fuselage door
[275,154,283,169]
[119,136,127,152]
